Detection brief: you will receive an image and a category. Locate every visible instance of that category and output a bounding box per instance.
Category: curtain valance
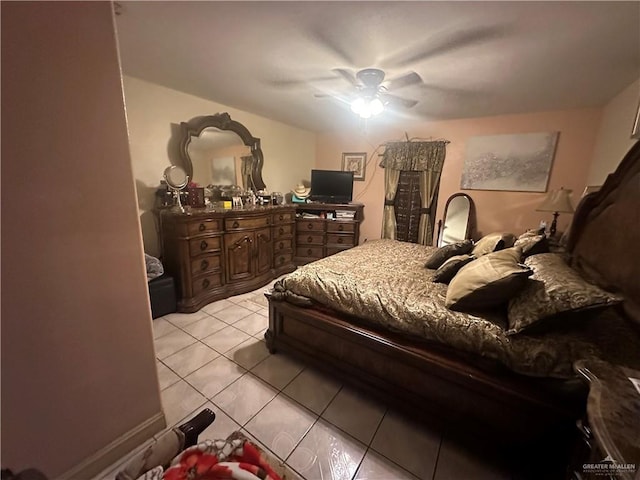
[379,141,448,172]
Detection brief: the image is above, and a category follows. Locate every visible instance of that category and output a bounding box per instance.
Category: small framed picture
[342,152,366,181]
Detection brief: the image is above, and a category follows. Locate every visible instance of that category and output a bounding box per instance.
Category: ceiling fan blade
[264,75,342,88]
[307,27,356,65]
[384,71,422,91]
[386,26,509,68]
[332,68,359,87]
[381,93,419,109]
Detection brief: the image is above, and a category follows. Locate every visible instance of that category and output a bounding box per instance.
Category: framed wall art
[342,152,366,181]
[461,132,559,192]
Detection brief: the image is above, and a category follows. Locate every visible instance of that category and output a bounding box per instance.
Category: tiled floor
[96,281,514,480]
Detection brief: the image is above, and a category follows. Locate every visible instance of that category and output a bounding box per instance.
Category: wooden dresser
[294,202,364,265]
[161,205,296,312]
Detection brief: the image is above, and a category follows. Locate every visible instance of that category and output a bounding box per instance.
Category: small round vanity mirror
[163,165,190,212]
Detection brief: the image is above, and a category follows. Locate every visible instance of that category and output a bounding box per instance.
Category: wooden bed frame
[266,141,640,444]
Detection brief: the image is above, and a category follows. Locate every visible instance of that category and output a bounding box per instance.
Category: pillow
[471,232,517,257]
[433,254,475,284]
[514,234,549,257]
[507,253,623,335]
[424,240,473,269]
[446,247,531,311]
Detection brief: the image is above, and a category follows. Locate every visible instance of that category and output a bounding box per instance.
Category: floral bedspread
[274,239,640,379]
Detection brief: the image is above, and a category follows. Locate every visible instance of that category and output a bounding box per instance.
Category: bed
[265,141,640,445]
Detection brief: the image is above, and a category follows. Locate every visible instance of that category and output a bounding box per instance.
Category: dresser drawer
[189,236,221,256]
[296,220,325,232]
[186,219,221,236]
[327,246,351,256]
[190,254,221,275]
[298,246,324,258]
[192,273,223,296]
[225,216,270,231]
[274,224,293,238]
[274,253,293,267]
[297,233,324,245]
[273,212,294,224]
[327,221,355,233]
[274,238,294,252]
[326,234,355,247]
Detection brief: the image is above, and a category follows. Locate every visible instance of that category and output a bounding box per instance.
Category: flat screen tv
[310,169,354,204]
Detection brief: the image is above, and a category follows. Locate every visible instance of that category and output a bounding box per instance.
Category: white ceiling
[115,1,640,132]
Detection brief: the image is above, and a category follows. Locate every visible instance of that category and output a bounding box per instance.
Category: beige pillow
[507,253,623,335]
[446,247,531,311]
[471,232,517,257]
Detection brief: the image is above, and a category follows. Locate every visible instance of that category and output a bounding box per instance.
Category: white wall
[587,78,640,186]
[1,3,163,477]
[122,76,316,256]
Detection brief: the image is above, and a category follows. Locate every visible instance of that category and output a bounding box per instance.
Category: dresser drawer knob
[232,221,239,228]
[200,240,208,251]
[198,223,206,232]
[279,256,284,264]
[279,241,284,249]
[307,249,313,256]
[279,227,284,235]
[307,236,313,243]
[338,224,344,231]
[200,259,209,271]
[202,278,210,289]
[307,223,313,230]
[338,237,343,244]
[279,214,284,221]
[266,218,270,224]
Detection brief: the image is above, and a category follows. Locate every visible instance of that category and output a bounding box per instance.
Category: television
[310,169,354,203]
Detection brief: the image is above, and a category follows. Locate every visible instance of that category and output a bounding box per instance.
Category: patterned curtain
[380,141,447,245]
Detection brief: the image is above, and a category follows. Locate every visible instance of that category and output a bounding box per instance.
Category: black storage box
[148,274,177,319]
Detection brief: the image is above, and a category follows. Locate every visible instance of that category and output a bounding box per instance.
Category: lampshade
[536,187,574,213]
[350,97,384,118]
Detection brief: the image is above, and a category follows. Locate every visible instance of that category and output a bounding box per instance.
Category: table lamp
[536,187,574,236]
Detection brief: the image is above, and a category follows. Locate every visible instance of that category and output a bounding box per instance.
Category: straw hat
[292,183,311,198]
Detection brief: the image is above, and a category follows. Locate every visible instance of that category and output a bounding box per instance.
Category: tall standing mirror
[178,112,266,192]
[438,193,475,247]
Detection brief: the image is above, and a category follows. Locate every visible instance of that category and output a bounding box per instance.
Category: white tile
[162,342,219,377]
[354,450,420,480]
[228,292,255,304]
[287,419,366,480]
[244,394,317,460]
[181,315,227,339]
[251,353,305,390]
[224,337,270,369]
[163,310,209,328]
[322,387,386,444]
[152,317,178,339]
[197,402,243,442]
[185,356,246,398]
[433,432,511,480]
[154,329,197,359]
[239,429,306,480]
[202,299,235,315]
[156,361,180,390]
[234,299,263,313]
[233,311,269,336]
[212,304,254,324]
[160,380,207,428]
[212,372,278,425]
[370,410,441,480]
[202,325,251,354]
[283,368,341,415]
[256,306,269,319]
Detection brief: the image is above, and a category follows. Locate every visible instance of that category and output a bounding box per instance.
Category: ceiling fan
[315,67,422,118]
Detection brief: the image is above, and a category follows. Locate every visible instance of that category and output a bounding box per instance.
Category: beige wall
[317,108,602,243]
[1,2,162,477]
[587,78,640,186]
[122,76,317,257]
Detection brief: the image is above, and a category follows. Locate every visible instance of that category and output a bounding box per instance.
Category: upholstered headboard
[568,141,640,324]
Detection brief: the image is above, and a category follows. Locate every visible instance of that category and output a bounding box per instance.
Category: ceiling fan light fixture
[350,96,384,118]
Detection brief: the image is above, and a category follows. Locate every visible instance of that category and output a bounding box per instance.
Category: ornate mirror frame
[178,112,266,191]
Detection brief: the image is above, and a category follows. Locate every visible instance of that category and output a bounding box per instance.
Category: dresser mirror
[438,193,475,247]
[178,112,266,192]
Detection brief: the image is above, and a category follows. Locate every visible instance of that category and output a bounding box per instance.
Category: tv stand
[294,202,364,265]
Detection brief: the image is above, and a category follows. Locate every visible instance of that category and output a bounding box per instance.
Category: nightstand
[568,359,640,479]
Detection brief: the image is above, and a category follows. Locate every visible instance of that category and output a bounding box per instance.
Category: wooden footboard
[266,294,586,442]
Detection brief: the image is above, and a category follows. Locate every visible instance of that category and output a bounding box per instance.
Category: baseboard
[57,411,166,480]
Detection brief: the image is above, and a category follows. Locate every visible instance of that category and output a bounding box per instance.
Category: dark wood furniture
[267,142,640,447]
[293,202,364,265]
[568,359,640,480]
[161,205,295,312]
